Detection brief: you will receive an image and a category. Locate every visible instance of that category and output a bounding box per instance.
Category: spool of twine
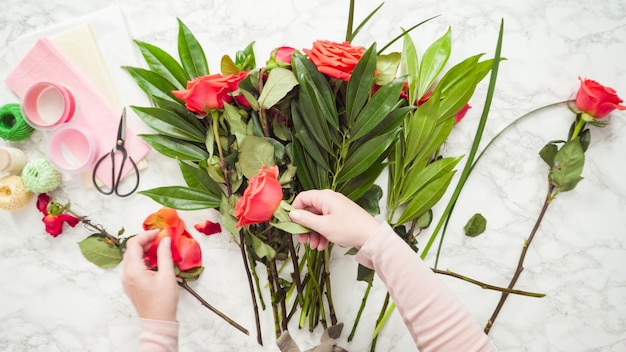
[0,103,35,142]
[21,158,62,194]
[0,175,33,211]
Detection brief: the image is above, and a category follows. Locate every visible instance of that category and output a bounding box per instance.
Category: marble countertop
[1,0,625,351]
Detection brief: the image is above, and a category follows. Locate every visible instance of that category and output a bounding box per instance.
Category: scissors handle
[92,148,140,197]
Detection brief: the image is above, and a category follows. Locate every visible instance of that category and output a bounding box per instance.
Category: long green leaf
[179,160,224,196]
[336,130,399,184]
[400,156,462,204]
[150,95,207,134]
[378,15,441,54]
[417,27,451,99]
[177,19,209,78]
[139,186,220,210]
[131,106,206,143]
[291,103,331,171]
[351,79,404,140]
[134,39,188,88]
[122,66,178,102]
[140,134,209,161]
[551,138,584,192]
[339,161,388,201]
[427,19,505,265]
[346,44,377,125]
[348,2,384,42]
[395,170,456,225]
[401,32,419,105]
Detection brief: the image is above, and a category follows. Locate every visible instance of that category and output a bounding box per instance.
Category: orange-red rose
[235,165,282,227]
[303,40,366,81]
[143,207,202,272]
[575,77,626,118]
[173,71,249,114]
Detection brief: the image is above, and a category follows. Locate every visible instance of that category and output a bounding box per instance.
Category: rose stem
[323,244,338,325]
[348,282,372,341]
[369,293,390,352]
[266,260,281,338]
[65,209,120,246]
[287,236,304,306]
[484,184,554,334]
[431,268,545,297]
[239,231,263,345]
[178,280,249,335]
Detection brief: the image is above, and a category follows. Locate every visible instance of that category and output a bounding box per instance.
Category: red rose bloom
[303,40,366,81]
[235,165,283,227]
[143,207,202,272]
[173,71,249,113]
[575,77,626,118]
[36,193,80,237]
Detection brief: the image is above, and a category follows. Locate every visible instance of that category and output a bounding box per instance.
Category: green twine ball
[0,103,35,142]
[22,158,62,194]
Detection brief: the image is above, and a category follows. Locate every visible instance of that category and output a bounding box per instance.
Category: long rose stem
[239,231,263,345]
[65,209,120,246]
[431,268,545,297]
[178,280,249,335]
[484,184,554,334]
[287,236,304,306]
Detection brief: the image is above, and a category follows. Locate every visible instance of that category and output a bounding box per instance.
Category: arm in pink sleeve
[356,223,494,352]
[139,318,179,352]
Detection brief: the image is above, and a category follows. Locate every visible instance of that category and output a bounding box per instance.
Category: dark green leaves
[138,186,221,210]
[549,138,585,192]
[464,214,487,237]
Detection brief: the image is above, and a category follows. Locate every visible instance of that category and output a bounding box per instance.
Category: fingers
[291,189,334,214]
[156,236,175,277]
[124,229,160,272]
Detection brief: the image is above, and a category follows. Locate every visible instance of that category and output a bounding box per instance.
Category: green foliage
[464,213,487,237]
[78,234,123,268]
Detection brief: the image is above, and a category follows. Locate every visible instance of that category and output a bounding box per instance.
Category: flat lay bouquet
[121,0,499,347]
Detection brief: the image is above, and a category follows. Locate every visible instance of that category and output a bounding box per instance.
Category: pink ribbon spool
[49,125,97,174]
[22,82,77,130]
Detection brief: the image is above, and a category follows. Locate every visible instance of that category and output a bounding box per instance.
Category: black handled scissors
[92,107,140,197]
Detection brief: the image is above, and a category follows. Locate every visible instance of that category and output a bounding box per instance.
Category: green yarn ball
[0,103,35,142]
[22,158,62,194]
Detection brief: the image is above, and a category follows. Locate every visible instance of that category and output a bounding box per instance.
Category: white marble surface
[1,0,626,351]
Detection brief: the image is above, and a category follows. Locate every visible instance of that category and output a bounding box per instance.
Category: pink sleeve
[139,318,179,352]
[356,223,494,352]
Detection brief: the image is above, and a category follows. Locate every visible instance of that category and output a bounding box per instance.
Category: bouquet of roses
[122,0,497,346]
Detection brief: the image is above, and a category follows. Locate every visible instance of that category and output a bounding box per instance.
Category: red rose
[36,193,80,237]
[268,46,297,67]
[303,40,366,81]
[173,72,249,113]
[143,207,202,272]
[575,77,626,118]
[235,165,282,227]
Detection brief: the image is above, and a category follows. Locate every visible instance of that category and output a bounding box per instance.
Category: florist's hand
[121,229,179,321]
[288,189,381,250]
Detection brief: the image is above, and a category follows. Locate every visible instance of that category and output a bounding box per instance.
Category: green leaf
[375,52,401,86]
[177,266,204,282]
[221,55,239,75]
[122,66,178,102]
[348,2,384,42]
[354,184,383,215]
[418,27,451,99]
[339,161,388,201]
[350,79,404,140]
[401,33,419,105]
[223,103,248,145]
[245,231,276,260]
[258,68,298,110]
[134,39,188,88]
[238,135,275,179]
[140,134,209,161]
[131,106,206,143]
[400,156,463,204]
[177,18,209,78]
[464,213,487,237]
[539,142,558,167]
[270,221,311,235]
[357,264,375,284]
[78,234,123,268]
[336,130,399,184]
[551,138,585,192]
[346,44,377,125]
[396,170,456,225]
[139,186,221,210]
[291,102,331,172]
[179,160,223,196]
[150,96,207,134]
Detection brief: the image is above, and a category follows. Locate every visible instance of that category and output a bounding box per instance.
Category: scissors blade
[116,107,127,144]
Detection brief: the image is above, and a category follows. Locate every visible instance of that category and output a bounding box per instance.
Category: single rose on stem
[267,46,297,69]
[235,165,283,227]
[303,40,366,81]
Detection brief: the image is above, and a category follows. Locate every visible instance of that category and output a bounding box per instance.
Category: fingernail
[289,210,300,221]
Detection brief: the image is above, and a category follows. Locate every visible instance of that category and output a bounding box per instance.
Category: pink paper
[5,38,150,189]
